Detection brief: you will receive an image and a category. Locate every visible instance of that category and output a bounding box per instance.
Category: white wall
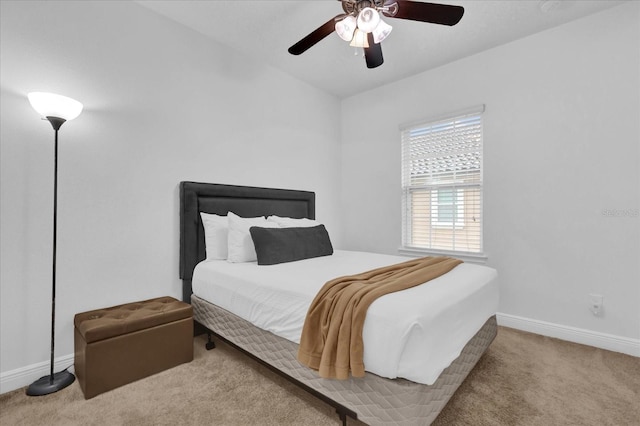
[341,3,639,344]
[0,0,342,388]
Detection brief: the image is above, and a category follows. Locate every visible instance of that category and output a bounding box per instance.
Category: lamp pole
[49,117,64,383]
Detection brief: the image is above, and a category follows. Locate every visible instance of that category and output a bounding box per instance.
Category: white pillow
[227,212,279,263]
[266,215,321,228]
[200,213,229,260]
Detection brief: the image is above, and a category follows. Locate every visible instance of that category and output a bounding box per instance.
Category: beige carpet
[1,326,638,426]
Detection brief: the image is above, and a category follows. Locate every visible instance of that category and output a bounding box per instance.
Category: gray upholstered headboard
[179,182,316,302]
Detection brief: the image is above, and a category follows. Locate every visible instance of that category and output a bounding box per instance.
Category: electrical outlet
[589,294,604,316]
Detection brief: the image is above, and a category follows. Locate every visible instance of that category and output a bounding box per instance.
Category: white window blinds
[401,106,484,254]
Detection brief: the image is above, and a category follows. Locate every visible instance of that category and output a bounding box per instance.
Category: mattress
[192,250,498,385]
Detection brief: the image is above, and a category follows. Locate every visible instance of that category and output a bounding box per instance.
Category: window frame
[400,105,486,261]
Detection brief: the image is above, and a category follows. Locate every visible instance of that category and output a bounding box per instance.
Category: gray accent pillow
[249,225,333,265]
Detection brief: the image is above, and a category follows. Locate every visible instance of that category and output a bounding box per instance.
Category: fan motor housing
[342,0,386,15]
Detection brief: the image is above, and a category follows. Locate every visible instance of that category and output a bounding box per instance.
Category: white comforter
[192,250,498,385]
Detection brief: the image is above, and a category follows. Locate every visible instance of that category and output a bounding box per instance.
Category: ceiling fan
[288,0,464,69]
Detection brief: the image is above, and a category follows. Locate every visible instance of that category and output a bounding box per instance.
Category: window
[401,106,484,255]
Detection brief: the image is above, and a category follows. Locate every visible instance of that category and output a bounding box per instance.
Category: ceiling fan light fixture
[287,1,466,69]
[372,19,392,44]
[349,28,369,48]
[380,2,399,17]
[356,7,380,33]
[335,15,357,41]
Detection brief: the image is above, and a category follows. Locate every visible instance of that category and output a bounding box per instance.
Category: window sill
[398,247,488,265]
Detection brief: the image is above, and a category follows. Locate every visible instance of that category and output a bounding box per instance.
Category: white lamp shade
[357,7,380,33]
[335,16,357,42]
[372,19,393,44]
[28,92,83,121]
[349,29,370,48]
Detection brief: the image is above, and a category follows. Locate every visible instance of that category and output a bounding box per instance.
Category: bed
[179,181,498,426]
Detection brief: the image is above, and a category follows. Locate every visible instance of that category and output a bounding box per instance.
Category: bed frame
[179,181,497,426]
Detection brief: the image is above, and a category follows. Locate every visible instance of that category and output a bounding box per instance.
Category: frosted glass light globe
[28,92,83,121]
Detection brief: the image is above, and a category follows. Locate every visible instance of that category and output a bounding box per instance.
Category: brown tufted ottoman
[74,296,193,399]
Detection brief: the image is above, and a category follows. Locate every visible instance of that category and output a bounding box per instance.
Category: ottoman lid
[74,296,192,343]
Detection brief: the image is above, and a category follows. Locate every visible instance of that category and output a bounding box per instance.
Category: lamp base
[26,370,75,396]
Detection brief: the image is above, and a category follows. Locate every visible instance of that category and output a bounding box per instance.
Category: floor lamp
[26,92,83,396]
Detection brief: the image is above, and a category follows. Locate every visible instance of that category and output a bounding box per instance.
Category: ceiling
[135,0,625,98]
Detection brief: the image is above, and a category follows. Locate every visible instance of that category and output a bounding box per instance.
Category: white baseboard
[0,354,75,395]
[497,313,640,357]
[2,315,638,395]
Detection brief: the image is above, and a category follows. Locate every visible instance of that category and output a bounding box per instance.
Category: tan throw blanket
[297,256,462,380]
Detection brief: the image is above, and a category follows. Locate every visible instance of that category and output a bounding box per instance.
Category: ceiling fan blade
[364,33,384,69]
[385,1,464,26]
[288,15,343,55]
